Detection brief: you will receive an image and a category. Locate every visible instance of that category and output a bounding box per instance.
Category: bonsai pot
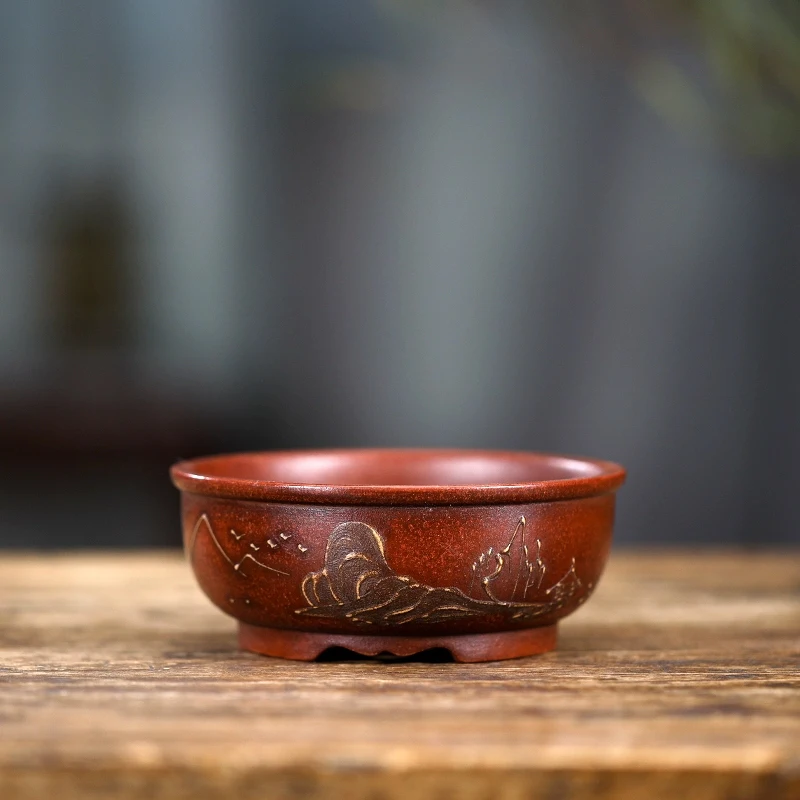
[171,449,625,662]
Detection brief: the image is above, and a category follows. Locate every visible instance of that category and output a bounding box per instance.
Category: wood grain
[0,551,798,800]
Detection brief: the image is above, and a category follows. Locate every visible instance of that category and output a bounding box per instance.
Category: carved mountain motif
[296,520,581,626]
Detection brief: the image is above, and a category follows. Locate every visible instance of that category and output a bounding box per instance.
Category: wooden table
[1,551,798,800]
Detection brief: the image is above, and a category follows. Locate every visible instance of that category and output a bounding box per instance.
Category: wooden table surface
[1,551,798,800]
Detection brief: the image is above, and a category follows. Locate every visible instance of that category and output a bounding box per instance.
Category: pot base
[238,622,558,663]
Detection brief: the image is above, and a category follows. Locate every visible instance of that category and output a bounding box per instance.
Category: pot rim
[171,448,626,506]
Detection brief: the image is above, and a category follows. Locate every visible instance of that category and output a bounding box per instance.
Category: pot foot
[238,623,558,663]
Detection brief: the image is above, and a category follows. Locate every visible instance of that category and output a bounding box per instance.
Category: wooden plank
[0,551,798,800]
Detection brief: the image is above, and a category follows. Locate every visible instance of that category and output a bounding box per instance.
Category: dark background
[0,1,798,548]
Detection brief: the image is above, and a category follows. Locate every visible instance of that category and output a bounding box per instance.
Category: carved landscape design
[188,514,299,578]
[296,517,581,626]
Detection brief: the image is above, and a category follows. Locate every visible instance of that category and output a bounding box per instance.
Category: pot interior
[186,449,604,487]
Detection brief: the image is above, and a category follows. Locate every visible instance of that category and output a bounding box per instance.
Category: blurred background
[0,0,798,548]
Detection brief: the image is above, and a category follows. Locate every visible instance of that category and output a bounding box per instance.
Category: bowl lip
[170,448,626,506]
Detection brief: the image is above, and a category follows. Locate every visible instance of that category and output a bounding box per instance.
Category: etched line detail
[189,514,289,578]
[295,520,582,627]
[471,517,547,604]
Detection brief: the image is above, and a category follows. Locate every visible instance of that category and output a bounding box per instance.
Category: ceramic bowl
[170,449,625,662]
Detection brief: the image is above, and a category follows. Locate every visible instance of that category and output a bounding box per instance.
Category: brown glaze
[171,449,625,662]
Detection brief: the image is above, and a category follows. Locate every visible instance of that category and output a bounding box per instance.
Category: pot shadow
[315,646,455,663]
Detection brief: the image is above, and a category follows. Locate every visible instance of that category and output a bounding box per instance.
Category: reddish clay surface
[171,449,625,662]
[238,621,559,663]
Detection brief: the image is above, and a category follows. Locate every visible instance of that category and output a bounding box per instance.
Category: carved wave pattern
[295,519,581,626]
